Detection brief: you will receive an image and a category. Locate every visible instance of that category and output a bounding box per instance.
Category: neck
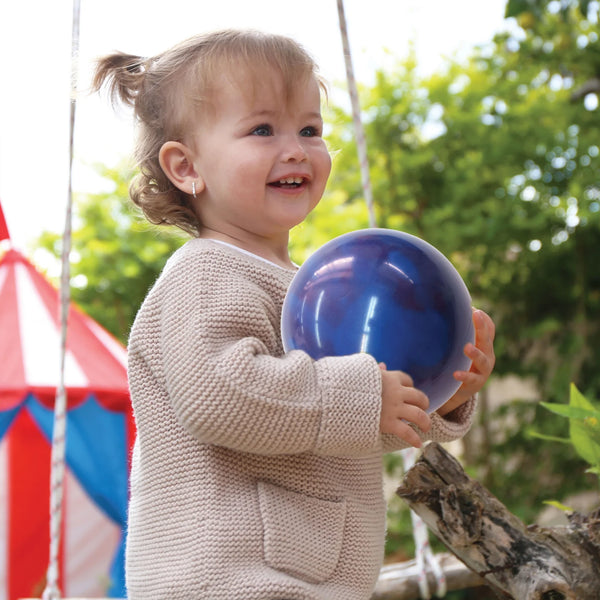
[199,228,294,269]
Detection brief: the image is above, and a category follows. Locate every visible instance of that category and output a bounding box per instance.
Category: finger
[391,370,415,388]
[388,419,424,448]
[401,405,431,432]
[402,387,430,411]
[465,340,495,376]
[453,369,484,388]
[473,309,496,348]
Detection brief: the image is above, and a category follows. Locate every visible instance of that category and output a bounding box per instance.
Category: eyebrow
[240,109,323,123]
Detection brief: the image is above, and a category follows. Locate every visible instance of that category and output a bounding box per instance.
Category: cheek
[316,138,332,170]
[315,146,333,187]
[232,148,271,182]
[324,150,333,177]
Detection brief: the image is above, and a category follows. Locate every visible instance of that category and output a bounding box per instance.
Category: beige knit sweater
[125,238,476,600]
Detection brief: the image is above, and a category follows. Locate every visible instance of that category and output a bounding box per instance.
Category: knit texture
[125,238,476,599]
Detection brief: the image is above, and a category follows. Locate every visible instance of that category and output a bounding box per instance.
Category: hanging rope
[336,0,377,228]
[335,2,446,598]
[402,447,448,599]
[42,1,81,598]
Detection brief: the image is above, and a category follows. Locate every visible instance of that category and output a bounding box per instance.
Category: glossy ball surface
[281,229,475,412]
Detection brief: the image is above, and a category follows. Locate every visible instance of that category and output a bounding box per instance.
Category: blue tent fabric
[108,532,127,598]
[11,394,129,597]
[28,394,129,525]
[0,404,21,439]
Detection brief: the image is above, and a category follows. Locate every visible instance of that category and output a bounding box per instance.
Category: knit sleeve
[380,395,477,453]
[154,249,383,457]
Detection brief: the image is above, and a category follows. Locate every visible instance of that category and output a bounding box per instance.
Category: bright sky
[0,0,509,251]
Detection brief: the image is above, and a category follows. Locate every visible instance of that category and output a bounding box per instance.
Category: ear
[158,141,205,195]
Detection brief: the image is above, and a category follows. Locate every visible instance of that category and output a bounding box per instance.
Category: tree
[38,164,185,343]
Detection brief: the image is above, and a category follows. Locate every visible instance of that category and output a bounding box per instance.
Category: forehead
[211,64,322,113]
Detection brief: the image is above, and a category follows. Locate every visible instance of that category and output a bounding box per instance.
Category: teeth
[279,177,304,184]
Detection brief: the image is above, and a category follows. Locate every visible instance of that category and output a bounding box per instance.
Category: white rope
[42,1,81,598]
[335,4,446,597]
[335,0,377,228]
[402,447,447,599]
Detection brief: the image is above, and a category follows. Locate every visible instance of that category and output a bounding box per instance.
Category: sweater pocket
[258,481,347,584]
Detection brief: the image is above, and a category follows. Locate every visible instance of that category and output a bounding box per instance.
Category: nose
[281,134,308,162]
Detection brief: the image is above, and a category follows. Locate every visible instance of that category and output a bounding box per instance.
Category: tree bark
[395,442,600,600]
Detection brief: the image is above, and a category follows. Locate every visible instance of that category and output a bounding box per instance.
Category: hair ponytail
[92,52,149,108]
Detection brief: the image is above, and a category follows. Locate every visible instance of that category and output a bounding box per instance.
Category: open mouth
[269,176,306,189]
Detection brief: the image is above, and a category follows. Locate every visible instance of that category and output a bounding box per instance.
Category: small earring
[191,181,197,198]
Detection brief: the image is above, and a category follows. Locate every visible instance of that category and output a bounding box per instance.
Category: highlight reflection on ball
[281,229,475,413]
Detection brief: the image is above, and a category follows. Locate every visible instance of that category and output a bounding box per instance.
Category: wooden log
[396,442,600,600]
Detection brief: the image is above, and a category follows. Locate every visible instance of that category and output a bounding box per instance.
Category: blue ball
[281,229,475,413]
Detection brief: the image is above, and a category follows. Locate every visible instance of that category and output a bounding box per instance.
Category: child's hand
[379,365,430,448]
[437,308,496,416]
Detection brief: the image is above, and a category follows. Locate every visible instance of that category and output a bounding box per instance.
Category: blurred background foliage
[37,0,600,585]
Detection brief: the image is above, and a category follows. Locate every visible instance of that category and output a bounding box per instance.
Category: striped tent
[0,205,134,599]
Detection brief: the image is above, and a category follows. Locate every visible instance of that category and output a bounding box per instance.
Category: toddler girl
[93,29,494,600]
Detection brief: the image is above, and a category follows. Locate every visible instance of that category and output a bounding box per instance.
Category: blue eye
[252,124,272,136]
[300,126,320,137]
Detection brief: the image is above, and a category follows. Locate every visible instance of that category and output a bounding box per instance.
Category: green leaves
[505,0,539,20]
[567,384,600,469]
[538,384,600,475]
[543,499,574,512]
[36,163,186,343]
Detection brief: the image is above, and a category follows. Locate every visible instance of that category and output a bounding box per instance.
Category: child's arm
[150,245,385,458]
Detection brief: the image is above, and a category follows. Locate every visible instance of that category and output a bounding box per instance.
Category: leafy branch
[531,383,600,481]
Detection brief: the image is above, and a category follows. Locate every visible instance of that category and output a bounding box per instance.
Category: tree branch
[395,442,600,600]
[570,77,600,101]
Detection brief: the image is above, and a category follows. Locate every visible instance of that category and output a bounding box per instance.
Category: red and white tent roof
[0,246,130,412]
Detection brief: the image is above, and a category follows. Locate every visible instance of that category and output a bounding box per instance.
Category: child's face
[188,68,332,243]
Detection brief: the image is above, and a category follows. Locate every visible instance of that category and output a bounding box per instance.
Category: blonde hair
[93,29,325,236]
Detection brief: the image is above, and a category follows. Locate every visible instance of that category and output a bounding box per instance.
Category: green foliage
[506,0,595,22]
[544,498,575,511]
[289,188,371,264]
[470,398,591,522]
[535,384,600,478]
[383,494,415,561]
[37,164,186,343]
